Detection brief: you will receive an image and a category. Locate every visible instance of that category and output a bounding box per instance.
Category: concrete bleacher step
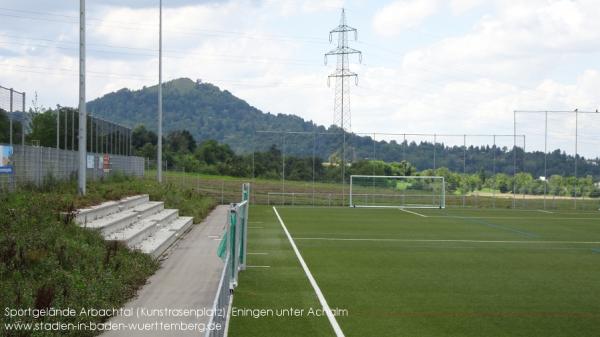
[106,209,179,247]
[83,201,164,236]
[134,217,193,257]
[75,195,149,225]
[119,194,150,211]
[75,194,196,259]
[136,228,180,258]
[166,216,194,233]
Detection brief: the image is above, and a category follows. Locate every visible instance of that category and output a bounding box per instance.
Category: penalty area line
[399,208,428,217]
[273,207,346,337]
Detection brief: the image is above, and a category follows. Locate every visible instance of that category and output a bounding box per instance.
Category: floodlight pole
[78,0,87,195]
[157,0,163,183]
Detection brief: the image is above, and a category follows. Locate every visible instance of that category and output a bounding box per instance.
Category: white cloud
[2,0,600,157]
[265,0,344,16]
[450,0,483,15]
[372,0,439,36]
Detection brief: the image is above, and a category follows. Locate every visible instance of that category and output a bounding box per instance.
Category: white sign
[87,154,95,169]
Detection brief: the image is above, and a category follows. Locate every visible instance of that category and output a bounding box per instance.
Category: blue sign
[0,145,14,174]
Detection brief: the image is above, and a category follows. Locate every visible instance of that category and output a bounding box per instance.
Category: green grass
[0,176,216,337]
[230,206,600,337]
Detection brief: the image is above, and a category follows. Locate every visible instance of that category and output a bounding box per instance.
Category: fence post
[221,180,225,204]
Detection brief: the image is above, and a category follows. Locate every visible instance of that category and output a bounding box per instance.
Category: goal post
[349,175,445,209]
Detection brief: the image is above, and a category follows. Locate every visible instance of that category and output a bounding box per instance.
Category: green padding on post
[216,233,227,260]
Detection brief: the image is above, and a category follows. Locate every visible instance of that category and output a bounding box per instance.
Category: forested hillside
[83,78,600,178]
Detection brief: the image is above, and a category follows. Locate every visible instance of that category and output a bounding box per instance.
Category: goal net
[350,175,445,209]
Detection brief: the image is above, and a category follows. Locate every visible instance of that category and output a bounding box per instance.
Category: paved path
[102,205,229,337]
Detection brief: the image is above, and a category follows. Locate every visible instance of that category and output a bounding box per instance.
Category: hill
[87,78,600,178]
[87,78,320,151]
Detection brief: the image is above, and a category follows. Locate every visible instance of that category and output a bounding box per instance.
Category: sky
[1,0,600,156]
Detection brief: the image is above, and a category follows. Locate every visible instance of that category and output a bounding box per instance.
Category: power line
[0,7,328,44]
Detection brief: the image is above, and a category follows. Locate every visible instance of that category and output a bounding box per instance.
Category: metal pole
[544,112,548,210]
[433,133,436,170]
[463,134,466,207]
[513,110,517,208]
[372,133,376,204]
[9,88,13,146]
[115,125,119,155]
[157,0,163,183]
[251,132,256,180]
[282,132,285,196]
[21,92,25,146]
[71,102,75,150]
[56,109,60,150]
[78,0,87,195]
[89,113,92,153]
[312,132,316,206]
[574,110,578,209]
[402,133,406,162]
[492,135,496,208]
[64,108,67,150]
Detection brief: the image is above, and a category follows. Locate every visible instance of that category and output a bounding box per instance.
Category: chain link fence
[0,86,27,146]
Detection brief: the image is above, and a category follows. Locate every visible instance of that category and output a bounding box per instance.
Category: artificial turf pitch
[227,206,600,337]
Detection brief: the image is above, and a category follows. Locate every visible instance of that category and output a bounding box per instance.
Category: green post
[229,209,238,288]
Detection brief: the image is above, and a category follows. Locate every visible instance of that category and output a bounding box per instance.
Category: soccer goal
[349,175,445,209]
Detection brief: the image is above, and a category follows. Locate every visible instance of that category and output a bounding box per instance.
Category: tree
[167,130,196,154]
[195,140,234,165]
[0,109,23,144]
[27,110,57,147]
[132,125,158,149]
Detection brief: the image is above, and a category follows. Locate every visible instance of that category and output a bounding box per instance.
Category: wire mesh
[515,110,600,210]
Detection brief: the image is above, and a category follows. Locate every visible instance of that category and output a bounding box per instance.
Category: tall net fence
[0,86,27,146]
[0,85,143,192]
[253,130,347,206]
[350,133,526,209]
[515,110,600,210]
[148,125,598,210]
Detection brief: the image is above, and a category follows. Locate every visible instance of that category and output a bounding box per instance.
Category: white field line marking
[537,210,554,214]
[247,252,269,255]
[273,207,345,337]
[399,208,428,217]
[429,216,599,220]
[223,294,233,337]
[293,237,600,245]
[207,235,220,238]
[247,265,271,268]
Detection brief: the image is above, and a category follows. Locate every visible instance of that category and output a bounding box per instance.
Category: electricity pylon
[325,8,362,206]
[325,8,362,132]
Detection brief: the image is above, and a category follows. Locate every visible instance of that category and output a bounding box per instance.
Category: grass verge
[0,174,216,337]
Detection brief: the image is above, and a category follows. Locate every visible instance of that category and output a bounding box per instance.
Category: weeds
[0,176,216,337]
